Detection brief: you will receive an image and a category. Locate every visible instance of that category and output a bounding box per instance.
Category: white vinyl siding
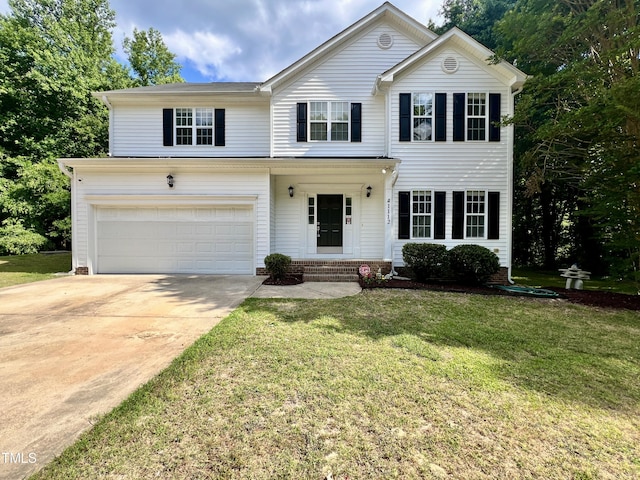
[109,103,270,157]
[272,22,424,157]
[390,48,513,267]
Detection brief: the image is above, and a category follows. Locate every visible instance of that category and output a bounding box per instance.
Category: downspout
[101,95,114,156]
[57,160,76,274]
[507,84,524,284]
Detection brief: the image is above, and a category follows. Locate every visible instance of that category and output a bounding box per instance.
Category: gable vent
[377,32,393,49]
[442,56,459,74]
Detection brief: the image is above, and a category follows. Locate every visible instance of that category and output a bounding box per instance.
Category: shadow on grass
[243,289,640,411]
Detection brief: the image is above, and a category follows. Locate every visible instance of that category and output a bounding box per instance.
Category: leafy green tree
[429,0,517,49]
[123,27,184,86]
[498,0,640,279]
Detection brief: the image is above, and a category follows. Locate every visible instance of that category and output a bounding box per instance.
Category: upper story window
[413,93,433,141]
[176,108,213,145]
[297,102,361,143]
[162,108,225,147]
[309,101,350,141]
[466,93,486,141]
[400,92,501,143]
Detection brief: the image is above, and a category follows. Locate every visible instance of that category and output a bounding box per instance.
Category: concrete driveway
[0,274,264,480]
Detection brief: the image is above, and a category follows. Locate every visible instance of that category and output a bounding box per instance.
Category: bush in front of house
[402,243,451,282]
[448,244,500,285]
[264,253,292,280]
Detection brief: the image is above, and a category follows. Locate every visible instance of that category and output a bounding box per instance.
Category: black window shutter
[398,191,410,239]
[162,108,174,146]
[488,191,500,239]
[452,191,465,239]
[351,103,362,142]
[489,93,501,142]
[399,93,411,142]
[215,109,225,146]
[453,93,465,142]
[435,93,447,142]
[296,103,307,142]
[434,191,446,239]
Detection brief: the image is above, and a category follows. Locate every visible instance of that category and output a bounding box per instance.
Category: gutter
[57,160,73,179]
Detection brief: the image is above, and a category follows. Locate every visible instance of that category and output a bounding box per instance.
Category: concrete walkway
[0,276,361,479]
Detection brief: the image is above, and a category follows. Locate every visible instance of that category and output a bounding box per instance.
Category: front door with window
[317,194,343,253]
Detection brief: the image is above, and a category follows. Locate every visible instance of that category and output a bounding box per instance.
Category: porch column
[383,169,395,262]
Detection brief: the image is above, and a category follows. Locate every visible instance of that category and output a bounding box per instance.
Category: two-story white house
[59,2,527,281]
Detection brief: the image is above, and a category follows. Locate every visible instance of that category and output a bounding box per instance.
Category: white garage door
[96,206,253,274]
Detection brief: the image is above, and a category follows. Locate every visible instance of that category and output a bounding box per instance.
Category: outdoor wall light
[167,174,174,188]
[366,185,372,197]
[288,185,294,197]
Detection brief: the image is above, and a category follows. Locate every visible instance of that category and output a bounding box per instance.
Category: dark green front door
[317,194,343,247]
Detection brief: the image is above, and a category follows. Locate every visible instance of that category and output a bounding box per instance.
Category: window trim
[466,93,488,142]
[465,189,487,239]
[412,92,434,142]
[308,101,350,142]
[173,107,215,146]
[410,189,433,239]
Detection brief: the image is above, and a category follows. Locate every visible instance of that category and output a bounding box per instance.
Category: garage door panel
[97,206,253,274]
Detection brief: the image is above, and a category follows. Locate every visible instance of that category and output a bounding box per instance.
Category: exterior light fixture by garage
[288,185,294,197]
[166,174,174,188]
[366,185,372,197]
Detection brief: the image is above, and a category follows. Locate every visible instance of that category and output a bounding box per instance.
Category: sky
[0,0,444,83]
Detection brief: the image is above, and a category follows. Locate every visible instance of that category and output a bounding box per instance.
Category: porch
[257,259,393,282]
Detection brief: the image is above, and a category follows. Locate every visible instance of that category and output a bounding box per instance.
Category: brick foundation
[75,266,89,275]
[257,260,392,282]
[488,267,510,285]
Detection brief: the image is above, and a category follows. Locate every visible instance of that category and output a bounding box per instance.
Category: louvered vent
[442,56,459,73]
[377,33,393,49]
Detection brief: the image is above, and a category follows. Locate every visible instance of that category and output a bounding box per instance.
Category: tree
[498,0,640,280]
[429,0,517,49]
[123,27,183,86]
[0,0,130,251]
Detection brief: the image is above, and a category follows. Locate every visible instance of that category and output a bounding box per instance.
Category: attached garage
[95,206,254,274]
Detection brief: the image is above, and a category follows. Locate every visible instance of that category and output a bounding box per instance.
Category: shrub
[264,253,292,280]
[0,221,49,255]
[402,243,450,282]
[449,244,500,285]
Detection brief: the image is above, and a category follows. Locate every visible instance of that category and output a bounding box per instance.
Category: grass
[30,290,640,479]
[512,266,639,295]
[0,252,71,288]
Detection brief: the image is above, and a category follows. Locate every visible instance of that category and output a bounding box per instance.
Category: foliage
[429,0,517,50]
[0,155,71,250]
[264,253,292,280]
[496,0,640,279]
[402,243,451,282]
[449,244,500,285]
[123,27,184,86]
[0,0,181,251]
[0,220,49,255]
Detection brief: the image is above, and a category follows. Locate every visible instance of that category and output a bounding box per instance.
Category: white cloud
[164,30,243,80]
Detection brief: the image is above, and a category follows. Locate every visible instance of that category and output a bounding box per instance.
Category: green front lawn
[32,290,640,479]
[0,252,72,288]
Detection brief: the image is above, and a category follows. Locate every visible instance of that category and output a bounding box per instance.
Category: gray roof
[98,82,262,96]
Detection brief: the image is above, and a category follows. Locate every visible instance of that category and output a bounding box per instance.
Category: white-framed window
[467,93,486,141]
[175,107,213,145]
[466,190,486,238]
[309,101,349,141]
[413,93,433,141]
[412,190,432,238]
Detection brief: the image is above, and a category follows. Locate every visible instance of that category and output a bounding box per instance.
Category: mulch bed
[360,278,640,312]
[261,274,639,311]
